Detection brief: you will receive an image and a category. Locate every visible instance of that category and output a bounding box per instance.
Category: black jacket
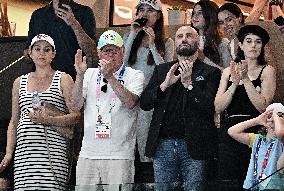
[140,60,221,160]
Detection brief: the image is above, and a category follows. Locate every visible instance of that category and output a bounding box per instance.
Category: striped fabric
[14,71,69,190]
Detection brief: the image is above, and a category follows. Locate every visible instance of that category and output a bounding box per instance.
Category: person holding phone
[123,0,174,168]
[215,25,276,189]
[28,0,96,80]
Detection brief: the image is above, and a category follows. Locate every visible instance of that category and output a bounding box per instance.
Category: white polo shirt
[79,66,145,160]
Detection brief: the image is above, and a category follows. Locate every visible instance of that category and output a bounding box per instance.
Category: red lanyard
[253,137,274,182]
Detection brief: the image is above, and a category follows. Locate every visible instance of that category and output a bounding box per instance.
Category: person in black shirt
[140,26,221,191]
[28,0,96,80]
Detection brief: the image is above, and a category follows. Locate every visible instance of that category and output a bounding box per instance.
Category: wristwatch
[187,83,193,90]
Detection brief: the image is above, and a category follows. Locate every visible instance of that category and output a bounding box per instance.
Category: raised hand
[178,59,193,88]
[75,49,87,76]
[160,63,181,91]
[256,109,273,127]
[239,60,249,80]
[98,59,115,80]
[131,16,144,33]
[56,4,77,26]
[143,27,155,45]
[230,60,240,85]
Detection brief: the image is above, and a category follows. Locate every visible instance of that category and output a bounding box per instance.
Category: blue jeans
[153,138,207,191]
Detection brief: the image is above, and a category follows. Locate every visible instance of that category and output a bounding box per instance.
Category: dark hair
[192,1,221,64]
[218,3,245,24]
[30,44,56,71]
[234,34,266,65]
[128,10,166,66]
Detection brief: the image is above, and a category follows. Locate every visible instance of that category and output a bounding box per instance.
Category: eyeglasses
[101,78,124,93]
[101,48,120,56]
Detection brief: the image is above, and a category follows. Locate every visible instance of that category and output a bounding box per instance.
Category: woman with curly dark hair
[123,0,174,164]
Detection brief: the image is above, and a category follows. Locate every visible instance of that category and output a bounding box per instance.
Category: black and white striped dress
[14,71,69,190]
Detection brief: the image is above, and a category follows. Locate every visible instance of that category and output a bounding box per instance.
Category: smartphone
[59,0,70,9]
[133,18,148,27]
[274,16,284,26]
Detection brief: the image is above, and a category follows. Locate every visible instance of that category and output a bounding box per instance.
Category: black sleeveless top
[225,66,266,117]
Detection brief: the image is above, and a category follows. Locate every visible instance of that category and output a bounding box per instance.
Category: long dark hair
[192,1,221,64]
[128,10,166,66]
[218,3,245,24]
[234,34,266,65]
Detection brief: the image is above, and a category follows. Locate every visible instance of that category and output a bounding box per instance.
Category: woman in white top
[123,0,174,163]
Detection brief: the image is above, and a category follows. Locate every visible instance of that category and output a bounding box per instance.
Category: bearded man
[140,26,221,191]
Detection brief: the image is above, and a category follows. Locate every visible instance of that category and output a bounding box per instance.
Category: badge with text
[95,115,111,138]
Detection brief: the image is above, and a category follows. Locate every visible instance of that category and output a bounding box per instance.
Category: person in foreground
[140,26,221,191]
[72,30,145,191]
[228,103,284,190]
[0,34,80,190]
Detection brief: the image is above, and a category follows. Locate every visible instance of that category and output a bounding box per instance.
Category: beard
[176,42,198,57]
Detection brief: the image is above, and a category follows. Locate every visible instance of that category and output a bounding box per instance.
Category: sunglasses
[101,78,124,93]
[277,112,284,118]
[101,78,108,93]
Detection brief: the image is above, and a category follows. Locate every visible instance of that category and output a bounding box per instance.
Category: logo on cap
[97,30,123,49]
[30,34,55,49]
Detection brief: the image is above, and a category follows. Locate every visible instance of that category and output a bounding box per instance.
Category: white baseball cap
[30,34,55,50]
[135,0,162,11]
[266,103,284,113]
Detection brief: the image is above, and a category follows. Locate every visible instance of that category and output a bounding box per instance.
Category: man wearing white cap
[228,103,284,190]
[71,30,145,191]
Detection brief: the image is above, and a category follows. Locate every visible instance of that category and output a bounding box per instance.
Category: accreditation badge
[95,114,111,138]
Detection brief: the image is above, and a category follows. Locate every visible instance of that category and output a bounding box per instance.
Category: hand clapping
[98,59,115,80]
[230,60,249,85]
[178,59,193,88]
